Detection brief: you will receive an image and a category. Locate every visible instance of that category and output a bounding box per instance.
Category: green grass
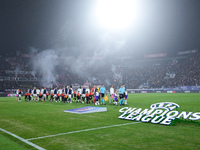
[0,134,27,150]
[0,93,200,150]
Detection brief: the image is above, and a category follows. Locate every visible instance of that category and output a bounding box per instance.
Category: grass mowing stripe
[0,128,46,150]
[27,122,141,141]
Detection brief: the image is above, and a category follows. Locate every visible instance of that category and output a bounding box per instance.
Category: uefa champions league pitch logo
[118,102,200,125]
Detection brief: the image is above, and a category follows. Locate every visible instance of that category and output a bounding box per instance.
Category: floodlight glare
[95,0,136,30]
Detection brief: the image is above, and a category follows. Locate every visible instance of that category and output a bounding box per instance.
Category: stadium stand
[0,53,200,93]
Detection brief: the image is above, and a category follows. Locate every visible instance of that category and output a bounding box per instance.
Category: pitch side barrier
[0,93,8,97]
[127,89,200,94]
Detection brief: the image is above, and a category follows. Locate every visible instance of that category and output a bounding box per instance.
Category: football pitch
[0,93,199,150]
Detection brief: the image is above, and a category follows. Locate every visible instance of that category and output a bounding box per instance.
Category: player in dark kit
[77,91,81,103]
[50,92,54,102]
[86,91,90,104]
[24,93,28,101]
[73,91,77,101]
[42,87,47,102]
[27,88,32,101]
[61,92,65,102]
[56,93,60,102]
[89,91,93,104]
[28,93,31,101]
[53,87,58,101]
[65,86,68,95]
[46,92,49,100]
[68,86,73,103]
[64,94,68,103]
[38,92,43,102]
[82,86,86,103]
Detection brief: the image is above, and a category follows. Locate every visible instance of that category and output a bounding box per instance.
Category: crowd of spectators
[0,53,200,92]
[122,53,200,89]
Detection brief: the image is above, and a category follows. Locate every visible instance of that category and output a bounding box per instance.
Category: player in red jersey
[91,85,96,94]
[46,92,49,100]
[61,92,65,102]
[73,91,77,102]
[89,91,93,104]
[77,91,81,103]
[24,93,28,102]
[86,91,90,104]
[64,94,68,103]
[28,93,31,102]
[56,93,61,102]
[38,92,43,102]
[50,92,54,102]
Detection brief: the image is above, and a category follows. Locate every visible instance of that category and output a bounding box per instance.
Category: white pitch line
[0,128,46,150]
[26,122,141,141]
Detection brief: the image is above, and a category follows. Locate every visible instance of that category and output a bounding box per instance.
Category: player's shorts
[77,96,81,99]
[101,93,105,97]
[95,96,99,101]
[119,94,123,99]
[33,94,37,97]
[18,94,21,97]
[125,95,128,99]
[54,94,57,98]
[114,97,118,101]
[82,94,85,97]
[68,94,72,99]
[43,94,46,97]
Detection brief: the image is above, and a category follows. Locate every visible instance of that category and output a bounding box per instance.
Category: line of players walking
[16,84,128,106]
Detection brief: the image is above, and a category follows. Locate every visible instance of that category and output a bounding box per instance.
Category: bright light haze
[94,0,136,31]
[0,0,200,57]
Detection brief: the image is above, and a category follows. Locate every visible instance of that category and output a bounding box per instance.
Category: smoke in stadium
[1,1,200,149]
[29,32,127,88]
[0,0,200,91]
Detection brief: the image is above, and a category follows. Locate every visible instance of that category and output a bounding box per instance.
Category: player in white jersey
[41,87,48,101]
[86,86,90,94]
[58,88,63,101]
[32,87,37,101]
[77,86,82,96]
[36,88,41,102]
[36,88,40,95]
[16,89,22,101]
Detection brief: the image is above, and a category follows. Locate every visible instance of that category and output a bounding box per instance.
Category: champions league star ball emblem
[74,107,94,112]
[118,102,200,125]
[64,106,107,114]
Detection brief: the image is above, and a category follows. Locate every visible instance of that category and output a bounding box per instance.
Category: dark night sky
[0,0,200,57]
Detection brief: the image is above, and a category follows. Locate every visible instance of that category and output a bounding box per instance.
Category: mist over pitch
[30,33,127,87]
